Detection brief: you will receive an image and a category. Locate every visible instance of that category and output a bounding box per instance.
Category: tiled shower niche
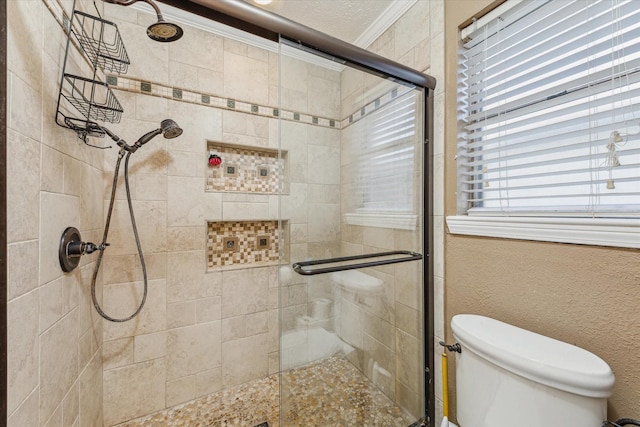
[206,142,288,194]
[207,220,289,270]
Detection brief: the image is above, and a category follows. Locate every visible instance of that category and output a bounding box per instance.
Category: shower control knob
[59,227,109,272]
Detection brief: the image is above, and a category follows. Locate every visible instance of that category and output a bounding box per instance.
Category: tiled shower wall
[96,4,342,425]
[7,0,105,425]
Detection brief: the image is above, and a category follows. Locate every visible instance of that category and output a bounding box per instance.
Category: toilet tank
[451,314,615,427]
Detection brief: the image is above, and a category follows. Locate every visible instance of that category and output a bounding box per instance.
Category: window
[344,86,420,230]
[449,0,640,248]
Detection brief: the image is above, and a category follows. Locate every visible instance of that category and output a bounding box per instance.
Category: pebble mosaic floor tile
[116,357,414,427]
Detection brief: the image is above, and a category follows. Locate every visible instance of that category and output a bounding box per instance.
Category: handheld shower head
[103,0,184,42]
[134,119,183,150]
[161,119,183,139]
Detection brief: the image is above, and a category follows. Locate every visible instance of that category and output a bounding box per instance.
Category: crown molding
[354,0,418,48]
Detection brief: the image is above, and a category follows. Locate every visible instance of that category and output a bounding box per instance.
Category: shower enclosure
[4,0,435,425]
[278,40,428,425]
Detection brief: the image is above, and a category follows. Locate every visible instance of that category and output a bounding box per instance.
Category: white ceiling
[248,0,413,46]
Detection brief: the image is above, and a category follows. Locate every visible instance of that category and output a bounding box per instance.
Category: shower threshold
[116,356,414,427]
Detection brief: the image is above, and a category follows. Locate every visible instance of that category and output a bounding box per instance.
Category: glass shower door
[278,39,425,426]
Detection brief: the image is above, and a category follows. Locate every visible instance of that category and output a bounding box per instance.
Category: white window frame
[449,0,640,249]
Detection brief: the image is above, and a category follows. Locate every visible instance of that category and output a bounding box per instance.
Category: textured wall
[444,0,640,421]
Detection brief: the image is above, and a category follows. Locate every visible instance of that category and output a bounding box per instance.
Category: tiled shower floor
[117,356,413,427]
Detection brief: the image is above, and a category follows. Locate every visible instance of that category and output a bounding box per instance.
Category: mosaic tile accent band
[106,74,341,129]
[207,220,281,269]
[206,143,283,194]
[107,74,412,132]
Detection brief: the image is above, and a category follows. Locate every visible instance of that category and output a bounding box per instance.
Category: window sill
[345,212,417,230]
[446,216,640,249]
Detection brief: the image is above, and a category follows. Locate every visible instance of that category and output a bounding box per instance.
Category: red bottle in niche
[208,152,222,167]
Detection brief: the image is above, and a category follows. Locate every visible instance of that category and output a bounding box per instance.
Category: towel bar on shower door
[292,250,423,276]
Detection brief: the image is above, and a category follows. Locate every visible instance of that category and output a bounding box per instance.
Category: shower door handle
[292,250,422,276]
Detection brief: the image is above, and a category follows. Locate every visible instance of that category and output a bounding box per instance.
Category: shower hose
[90,149,148,322]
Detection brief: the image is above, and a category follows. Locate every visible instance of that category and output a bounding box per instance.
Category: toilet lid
[451,314,615,398]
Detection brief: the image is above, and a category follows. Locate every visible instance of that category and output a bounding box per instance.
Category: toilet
[451,314,615,427]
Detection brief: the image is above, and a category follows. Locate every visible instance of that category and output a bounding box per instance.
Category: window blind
[458,0,640,217]
[356,88,418,212]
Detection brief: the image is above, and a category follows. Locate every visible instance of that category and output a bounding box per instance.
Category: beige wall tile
[114,20,169,84]
[39,310,79,425]
[167,301,196,328]
[134,173,167,201]
[64,155,83,198]
[101,255,136,287]
[338,299,364,349]
[168,102,223,153]
[222,315,245,342]
[134,331,167,362]
[245,311,269,336]
[166,322,222,381]
[167,226,203,252]
[39,192,80,285]
[224,52,269,105]
[40,145,64,193]
[307,203,340,243]
[307,145,340,185]
[222,201,272,221]
[9,72,42,143]
[168,176,206,226]
[167,250,215,303]
[171,28,224,72]
[134,252,167,282]
[102,279,167,341]
[363,226,396,251]
[103,359,166,426]
[79,164,103,232]
[45,407,63,426]
[7,0,43,84]
[7,290,39,416]
[307,76,341,118]
[196,296,222,323]
[394,261,421,310]
[8,388,39,427]
[167,150,204,178]
[62,381,79,427]
[166,375,196,408]
[221,268,269,318]
[103,338,134,371]
[7,129,40,244]
[8,239,39,300]
[222,333,268,387]
[195,368,223,397]
[223,38,248,56]
[102,200,166,256]
[79,351,104,427]
[78,321,102,371]
[395,330,421,393]
[39,277,67,333]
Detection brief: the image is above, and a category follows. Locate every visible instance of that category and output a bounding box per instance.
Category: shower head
[147,21,183,43]
[134,119,183,149]
[103,0,184,42]
[161,119,183,139]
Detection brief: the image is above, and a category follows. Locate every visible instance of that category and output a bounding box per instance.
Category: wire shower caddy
[55,2,130,145]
